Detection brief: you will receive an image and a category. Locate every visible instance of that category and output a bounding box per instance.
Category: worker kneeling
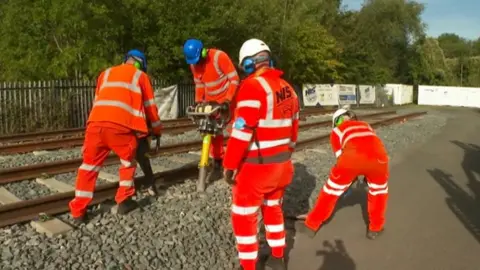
[223,39,299,270]
[298,108,389,240]
[69,49,162,224]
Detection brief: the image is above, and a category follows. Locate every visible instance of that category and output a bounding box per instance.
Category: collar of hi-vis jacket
[247,67,284,79]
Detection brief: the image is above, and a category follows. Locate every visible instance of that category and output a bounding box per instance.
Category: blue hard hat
[183,39,204,65]
[125,49,147,72]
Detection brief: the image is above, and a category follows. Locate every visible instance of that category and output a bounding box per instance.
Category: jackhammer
[186,102,231,192]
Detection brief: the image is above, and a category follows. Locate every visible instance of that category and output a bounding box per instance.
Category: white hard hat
[239,38,271,65]
[332,108,348,128]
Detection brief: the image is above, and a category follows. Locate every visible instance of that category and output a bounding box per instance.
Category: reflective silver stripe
[120,159,133,167]
[226,70,238,79]
[151,120,162,128]
[144,99,155,107]
[335,149,342,158]
[237,100,261,109]
[264,199,282,206]
[79,163,101,172]
[99,69,143,94]
[249,138,291,150]
[259,119,292,128]
[195,82,205,89]
[75,190,93,198]
[267,238,285,247]
[236,235,257,245]
[255,77,274,119]
[119,180,134,187]
[231,204,259,215]
[368,182,387,189]
[93,100,145,118]
[369,188,388,195]
[238,251,258,260]
[204,75,227,88]
[213,50,224,76]
[231,129,252,141]
[206,81,230,95]
[265,224,284,232]
[342,131,375,147]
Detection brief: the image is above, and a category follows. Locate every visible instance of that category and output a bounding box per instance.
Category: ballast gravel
[0,106,448,270]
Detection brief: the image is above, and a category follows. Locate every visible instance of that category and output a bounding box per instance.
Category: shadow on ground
[255,162,317,269]
[326,177,369,228]
[316,239,356,270]
[427,140,480,244]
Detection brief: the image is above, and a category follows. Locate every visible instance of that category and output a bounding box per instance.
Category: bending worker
[298,108,389,240]
[183,38,240,169]
[223,38,299,270]
[69,49,163,224]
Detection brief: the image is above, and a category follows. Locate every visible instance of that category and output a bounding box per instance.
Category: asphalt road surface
[286,107,480,270]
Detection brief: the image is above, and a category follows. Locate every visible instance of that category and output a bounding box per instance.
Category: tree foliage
[0,0,478,86]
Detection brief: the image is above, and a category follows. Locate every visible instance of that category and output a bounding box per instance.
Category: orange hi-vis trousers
[305,148,389,232]
[69,125,138,218]
[231,161,294,270]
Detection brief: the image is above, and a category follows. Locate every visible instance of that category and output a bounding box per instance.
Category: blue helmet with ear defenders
[125,49,147,72]
[183,39,206,65]
[238,38,273,75]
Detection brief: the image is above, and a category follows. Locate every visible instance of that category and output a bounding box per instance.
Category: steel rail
[0,111,427,228]
[0,110,397,183]
[0,106,383,144]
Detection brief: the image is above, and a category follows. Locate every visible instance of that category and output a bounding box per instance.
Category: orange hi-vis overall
[69,64,162,218]
[305,120,389,232]
[223,68,300,270]
[190,49,240,160]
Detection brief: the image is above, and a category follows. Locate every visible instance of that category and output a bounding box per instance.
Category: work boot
[296,222,318,239]
[366,228,385,240]
[117,198,139,215]
[265,256,287,270]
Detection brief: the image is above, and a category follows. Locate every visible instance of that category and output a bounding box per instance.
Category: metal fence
[0,80,197,135]
[2,79,414,135]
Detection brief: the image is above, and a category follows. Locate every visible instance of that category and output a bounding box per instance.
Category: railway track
[0,108,335,145]
[0,106,391,153]
[0,110,397,183]
[0,108,343,155]
[0,110,426,228]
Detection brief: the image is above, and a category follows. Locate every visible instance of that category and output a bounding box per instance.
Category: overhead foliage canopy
[0,0,479,86]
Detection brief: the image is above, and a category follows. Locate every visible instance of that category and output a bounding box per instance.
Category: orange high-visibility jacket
[87,64,162,135]
[190,49,240,104]
[223,68,300,170]
[330,120,387,159]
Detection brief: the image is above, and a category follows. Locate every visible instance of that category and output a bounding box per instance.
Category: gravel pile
[0,108,447,270]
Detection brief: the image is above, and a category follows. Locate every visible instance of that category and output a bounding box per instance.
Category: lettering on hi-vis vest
[276,86,292,104]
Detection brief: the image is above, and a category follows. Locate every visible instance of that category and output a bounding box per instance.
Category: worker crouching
[223,39,300,270]
[69,49,163,224]
[298,108,389,240]
[183,38,240,170]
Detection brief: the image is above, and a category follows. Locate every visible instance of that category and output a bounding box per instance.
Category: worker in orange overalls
[297,108,389,240]
[223,38,299,270]
[69,49,163,224]
[183,38,240,169]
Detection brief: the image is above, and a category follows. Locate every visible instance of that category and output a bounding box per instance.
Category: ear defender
[242,58,256,74]
[134,61,142,70]
[335,116,344,127]
[201,48,207,58]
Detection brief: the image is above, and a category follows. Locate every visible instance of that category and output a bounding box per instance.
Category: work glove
[223,169,236,186]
